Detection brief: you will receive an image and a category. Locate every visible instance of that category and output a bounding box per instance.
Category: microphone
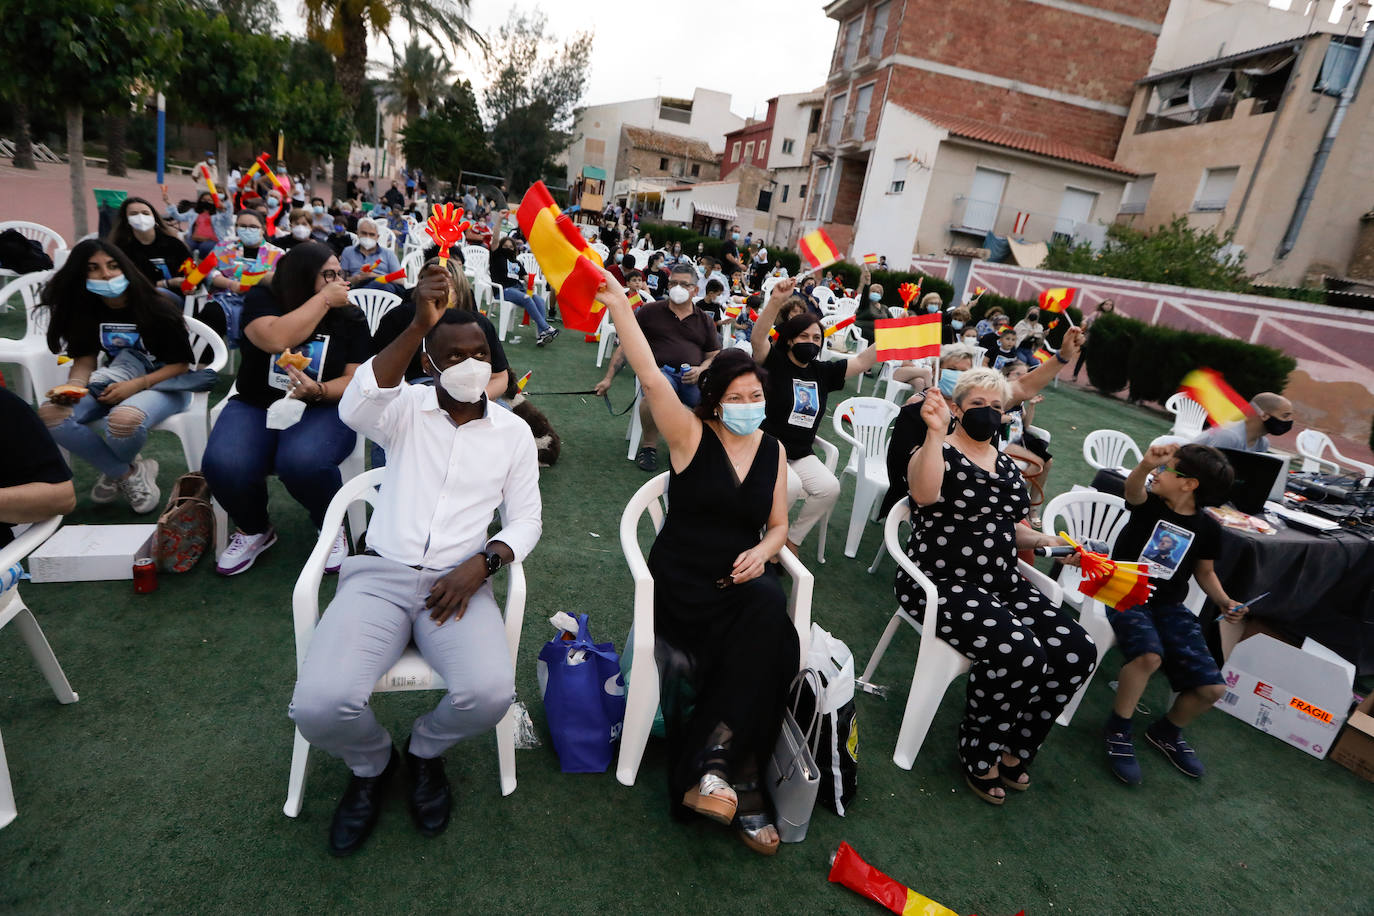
[1033,545,1077,558]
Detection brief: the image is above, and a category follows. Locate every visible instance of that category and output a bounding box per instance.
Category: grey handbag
[765,668,823,843]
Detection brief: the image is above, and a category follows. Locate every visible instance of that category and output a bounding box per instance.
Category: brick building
[615,126,722,219]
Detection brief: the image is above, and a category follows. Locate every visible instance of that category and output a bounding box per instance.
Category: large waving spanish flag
[873,313,940,361]
[798,228,841,271]
[1179,367,1253,427]
[1038,287,1078,313]
[516,182,605,332]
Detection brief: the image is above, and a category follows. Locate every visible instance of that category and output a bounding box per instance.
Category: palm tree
[383,38,453,126]
[301,0,484,196]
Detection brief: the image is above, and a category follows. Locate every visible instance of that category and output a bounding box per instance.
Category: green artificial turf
[2,308,1372,915]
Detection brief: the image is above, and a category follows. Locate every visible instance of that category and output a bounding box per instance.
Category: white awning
[692,202,738,221]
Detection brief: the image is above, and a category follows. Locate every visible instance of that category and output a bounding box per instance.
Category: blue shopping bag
[537,614,627,773]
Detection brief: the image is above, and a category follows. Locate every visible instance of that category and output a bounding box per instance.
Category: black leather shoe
[405,736,452,837]
[328,745,398,856]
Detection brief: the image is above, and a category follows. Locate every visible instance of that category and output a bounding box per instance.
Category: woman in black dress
[595,271,797,856]
[899,368,1094,804]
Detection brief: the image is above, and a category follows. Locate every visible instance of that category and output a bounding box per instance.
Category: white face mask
[358,236,377,250]
[291,224,311,239]
[667,285,691,305]
[128,213,156,232]
[431,353,491,403]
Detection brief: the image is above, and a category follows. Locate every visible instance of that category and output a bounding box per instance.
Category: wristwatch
[482,548,504,578]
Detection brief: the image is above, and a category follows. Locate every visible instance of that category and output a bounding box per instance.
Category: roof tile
[623,125,715,161]
[907,107,1137,176]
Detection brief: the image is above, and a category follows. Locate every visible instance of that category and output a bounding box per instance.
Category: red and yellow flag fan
[1178,367,1254,427]
[1037,287,1077,313]
[897,279,922,308]
[874,314,940,361]
[1061,533,1152,611]
[824,315,856,338]
[828,843,960,916]
[798,228,841,271]
[516,182,605,333]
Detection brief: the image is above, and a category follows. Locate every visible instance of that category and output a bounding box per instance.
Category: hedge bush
[1082,312,1295,403]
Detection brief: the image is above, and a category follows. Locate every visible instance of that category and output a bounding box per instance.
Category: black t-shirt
[720,239,741,268]
[762,345,847,460]
[489,247,524,290]
[643,269,668,296]
[1112,492,1221,606]
[372,296,509,382]
[232,285,371,409]
[117,233,190,286]
[64,297,194,366]
[0,388,72,548]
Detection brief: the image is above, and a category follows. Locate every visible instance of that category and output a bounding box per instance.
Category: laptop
[1218,447,1285,515]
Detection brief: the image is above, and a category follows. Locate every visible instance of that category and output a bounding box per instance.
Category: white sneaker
[118,457,161,514]
[324,527,349,574]
[90,473,119,504]
[217,527,278,575]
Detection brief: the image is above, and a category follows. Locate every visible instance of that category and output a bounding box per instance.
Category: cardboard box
[1330,693,1374,782]
[1217,635,1354,760]
[27,524,157,583]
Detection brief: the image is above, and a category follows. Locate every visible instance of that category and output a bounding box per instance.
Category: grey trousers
[289,554,515,777]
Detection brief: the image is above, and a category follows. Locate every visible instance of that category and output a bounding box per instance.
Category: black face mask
[791,341,821,364]
[1263,415,1293,436]
[958,405,1002,442]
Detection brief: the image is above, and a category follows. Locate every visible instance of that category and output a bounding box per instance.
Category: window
[758,140,767,161]
[744,140,755,161]
[731,141,741,163]
[851,84,874,140]
[781,184,790,203]
[841,15,862,68]
[799,184,807,199]
[781,138,795,155]
[1054,187,1099,238]
[808,108,822,134]
[659,157,669,171]
[757,189,773,212]
[1119,175,1154,214]
[810,166,829,219]
[888,157,906,194]
[827,92,847,144]
[1194,166,1239,211]
[690,163,700,177]
[963,167,1007,232]
[869,1,890,57]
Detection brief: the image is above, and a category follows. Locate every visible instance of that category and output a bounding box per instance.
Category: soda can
[133,557,158,594]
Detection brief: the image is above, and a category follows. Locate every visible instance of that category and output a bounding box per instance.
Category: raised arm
[751,277,796,362]
[843,343,879,379]
[1008,327,1081,407]
[1126,442,1175,507]
[907,390,952,506]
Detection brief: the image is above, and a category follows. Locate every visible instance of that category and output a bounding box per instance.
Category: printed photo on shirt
[100,322,143,355]
[269,334,330,391]
[992,353,1017,371]
[1139,519,1194,578]
[788,378,820,428]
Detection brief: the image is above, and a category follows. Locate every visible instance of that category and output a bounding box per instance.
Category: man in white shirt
[289,267,542,856]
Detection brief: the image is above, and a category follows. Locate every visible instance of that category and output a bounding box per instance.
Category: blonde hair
[939,343,977,367]
[919,291,943,311]
[951,367,1012,406]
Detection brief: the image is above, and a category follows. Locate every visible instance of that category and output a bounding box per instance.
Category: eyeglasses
[319,269,343,282]
[1157,465,1192,479]
[667,280,695,289]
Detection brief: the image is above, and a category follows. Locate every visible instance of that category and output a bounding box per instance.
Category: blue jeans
[202,398,357,535]
[50,350,192,479]
[659,365,701,408]
[501,287,550,334]
[212,291,246,348]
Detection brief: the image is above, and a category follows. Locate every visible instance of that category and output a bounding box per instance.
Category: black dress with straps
[647,425,799,803]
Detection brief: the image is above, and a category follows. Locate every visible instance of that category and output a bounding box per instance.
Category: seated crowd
[4,185,1293,859]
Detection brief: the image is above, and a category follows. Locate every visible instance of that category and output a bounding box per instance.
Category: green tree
[383,38,453,126]
[301,0,484,198]
[282,39,356,168]
[400,79,494,186]
[1043,217,1251,292]
[483,10,592,194]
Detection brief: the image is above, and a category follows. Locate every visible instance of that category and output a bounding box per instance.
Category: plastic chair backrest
[1041,490,1130,550]
[833,397,899,476]
[401,249,425,287]
[626,250,649,270]
[0,270,53,339]
[462,245,490,275]
[1083,429,1142,470]
[833,297,859,317]
[0,221,67,259]
[812,286,836,308]
[1165,392,1207,437]
[619,472,671,568]
[516,252,541,278]
[347,288,403,335]
[884,500,939,634]
[589,242,610,261]
[887,306,907,319]
[183,315,229,372]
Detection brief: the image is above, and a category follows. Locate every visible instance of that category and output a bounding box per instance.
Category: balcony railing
[956,197,1000,234]
[1134,99,1239,134]
[825,117,845,146]
[848,109,869,141]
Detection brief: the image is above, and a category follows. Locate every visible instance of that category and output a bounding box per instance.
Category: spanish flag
[1179,367,1253,427]
[1038,287,1077,313]
[179,252,218,293]
[824,315,856,338]
[516,370,532,392]
[798,228,841,271]
[828,842,960,916]
[516,181,605,333]
[874,314,940,361]
[1062,533,1152,611]
[1031,346,1056,365]
[861,253,879,266]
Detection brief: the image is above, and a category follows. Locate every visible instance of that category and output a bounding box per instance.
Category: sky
[276,1,839,121]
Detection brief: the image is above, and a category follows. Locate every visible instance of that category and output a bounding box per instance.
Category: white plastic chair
[625,382,645,461]
[1083,429,1142,472]
[1164,392,1207,439]
[796,436,840,564]
[860,500,1063,769]
[832,396,900,557]
[0,271,60,407]
[833,297,859,318]
[284,468,527,815]
[400,249,425,288]
[812,286,837,311]
[594,309,617,368]
[588,241,609,262]
[625,250,649,271]
[887,306,907,319]
[462,245,493,314]
[1,516,80,829]
[374,224,395,253]
[0,221,69,270]
[182,288,208,320]
[1296,429,1373,477]
[150,316,229,473]
[615,471,812,786]
[347,288,403,336]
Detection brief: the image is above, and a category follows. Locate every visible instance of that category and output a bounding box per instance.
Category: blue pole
[156,92,166,185]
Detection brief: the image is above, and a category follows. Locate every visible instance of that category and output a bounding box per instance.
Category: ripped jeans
[45,349,191,479]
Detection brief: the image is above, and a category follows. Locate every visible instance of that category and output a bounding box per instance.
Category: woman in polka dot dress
[897,368,1096,805]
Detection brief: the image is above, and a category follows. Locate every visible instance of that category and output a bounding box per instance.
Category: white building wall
[1151,0,1349,74]
[850,103,948,268]
[662,181,742,225]
[766,93,821,170]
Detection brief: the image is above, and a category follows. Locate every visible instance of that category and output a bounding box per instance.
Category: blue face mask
[926,303,938,313]
[869,292,882,302]
[86,274,130,298]
[720,402,766,435]
[951,320,965,330]
[237,227,263,246]
[938,368,962,397]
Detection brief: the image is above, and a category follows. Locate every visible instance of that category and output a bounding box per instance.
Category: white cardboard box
[1218,634,1354,760]
[27,524,157,583]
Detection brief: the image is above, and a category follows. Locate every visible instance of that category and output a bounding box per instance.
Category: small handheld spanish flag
[1031,346,1056,365]
[517,181,606,333]
[798,228,841,272]
[516,370,532,392]
[1038,287,1077,313]
[828,843,960,916]
[1178,368,1254,427]
[1061,533,1152,612]
[179,252,218,293]
[874,313,940,361]
[861,252,879,266]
